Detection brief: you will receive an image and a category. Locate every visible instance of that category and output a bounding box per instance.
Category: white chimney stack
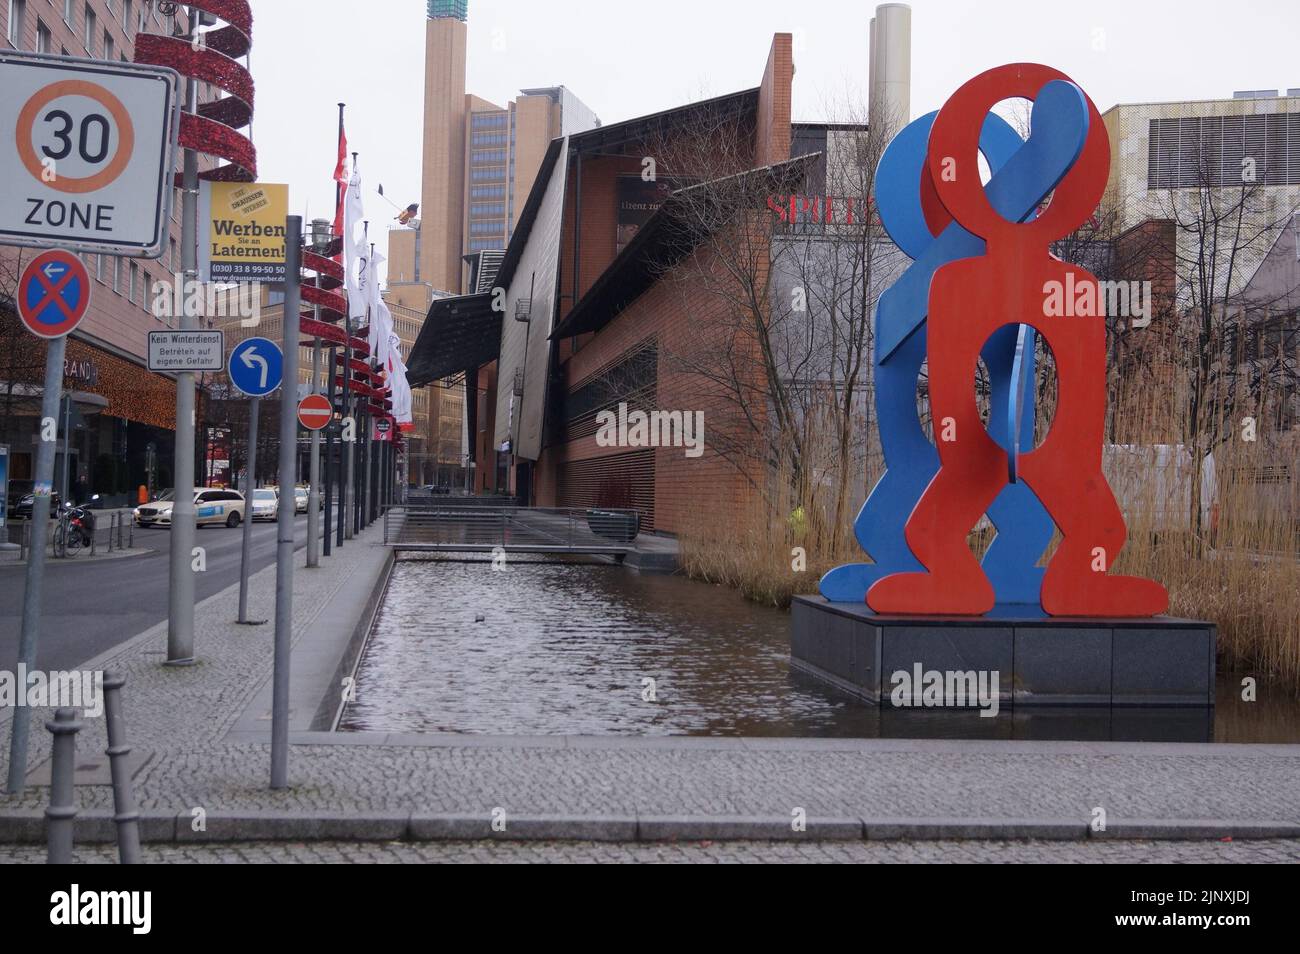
[869,3,912,137]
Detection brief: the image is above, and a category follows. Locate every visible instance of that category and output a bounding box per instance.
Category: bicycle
[52,511,87,558]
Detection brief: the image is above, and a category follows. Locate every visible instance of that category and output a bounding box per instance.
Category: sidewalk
[0,508,144,565]
[1,522,1298,848]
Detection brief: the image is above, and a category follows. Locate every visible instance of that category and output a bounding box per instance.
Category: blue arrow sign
[229,337,283,397]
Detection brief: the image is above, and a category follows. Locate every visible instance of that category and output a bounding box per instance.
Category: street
[0,512,326,672]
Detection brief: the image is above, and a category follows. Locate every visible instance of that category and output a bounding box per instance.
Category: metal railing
[13,511,134,560]
[383,504,642,553]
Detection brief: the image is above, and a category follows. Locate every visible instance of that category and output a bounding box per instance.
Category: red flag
[331,123,349,254]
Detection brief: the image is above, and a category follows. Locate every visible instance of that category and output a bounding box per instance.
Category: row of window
[469,220,504,236]
[471,113,508,130]
[471,132,508,146]
[470,185,505,200]
[6,0,158,57]
[470,166,506,181]
[468,238,504,252]
[473,149,507,163]
[471,202,505,217]
[82,251,172,320]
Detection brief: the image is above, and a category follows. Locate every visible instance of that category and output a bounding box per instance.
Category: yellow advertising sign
[198,181,289,282]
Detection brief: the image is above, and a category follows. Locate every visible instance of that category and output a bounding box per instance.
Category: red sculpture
[866,65,1168,618]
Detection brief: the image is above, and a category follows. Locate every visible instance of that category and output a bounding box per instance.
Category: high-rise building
[402,1,600,294]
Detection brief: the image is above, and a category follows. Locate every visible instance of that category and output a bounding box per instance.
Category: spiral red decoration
[301,283,347,321]
[133,1,256,183]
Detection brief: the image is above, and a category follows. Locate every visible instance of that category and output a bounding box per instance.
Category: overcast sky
[249,0,1299,278]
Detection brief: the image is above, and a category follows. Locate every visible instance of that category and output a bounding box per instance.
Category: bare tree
[1147,150,1299,540]
[645,99,903,549]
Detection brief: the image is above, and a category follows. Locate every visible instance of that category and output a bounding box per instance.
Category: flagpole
[343,178,361,540]
[324,103,344,557]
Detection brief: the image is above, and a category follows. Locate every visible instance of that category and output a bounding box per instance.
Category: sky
[248,0,1300,279]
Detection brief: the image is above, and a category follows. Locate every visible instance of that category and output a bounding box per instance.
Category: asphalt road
[0,512,335,672]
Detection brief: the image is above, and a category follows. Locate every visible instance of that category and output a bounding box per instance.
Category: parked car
[10,488,60,520]
[134,489,246,528]
[293,486,309,514]
[250,488,279,522]
[6,480,35,518]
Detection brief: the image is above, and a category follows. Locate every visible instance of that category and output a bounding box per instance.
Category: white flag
[367,250,389,358]
[344,163,369,323]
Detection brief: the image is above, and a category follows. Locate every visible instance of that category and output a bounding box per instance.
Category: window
[103,30,113,61]
[129,262,138,303]
[7,0,26,48]
[94,254,103,282]
[123,0,131,35]
[63,0,73,25]
[36,17,50,53]
[83,5,95,53]
[1148,113,1300,189]
[112,256,120,294]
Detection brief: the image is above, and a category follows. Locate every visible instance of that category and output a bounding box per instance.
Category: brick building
[407,34,798,534]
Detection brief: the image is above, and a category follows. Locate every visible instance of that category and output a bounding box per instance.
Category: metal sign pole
[341,333,353,543]
[271,217,303,789]
[6,335,67,794]
[166,7,201,665]
[60,393,72,509]
[323,344,335,557]
[236,397,260,624]
[307,334,322,567]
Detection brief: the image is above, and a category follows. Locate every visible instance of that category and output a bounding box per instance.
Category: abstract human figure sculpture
[861,64,1168,617]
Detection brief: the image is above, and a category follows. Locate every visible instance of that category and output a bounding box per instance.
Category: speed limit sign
[0,50,180,257]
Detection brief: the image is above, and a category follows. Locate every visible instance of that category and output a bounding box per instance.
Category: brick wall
[540,241,768,535]
[755,33,794,168]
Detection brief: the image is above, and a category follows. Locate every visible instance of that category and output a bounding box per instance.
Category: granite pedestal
[790,596,1216,707]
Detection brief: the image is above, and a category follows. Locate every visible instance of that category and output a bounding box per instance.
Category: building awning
[405,292,502,388]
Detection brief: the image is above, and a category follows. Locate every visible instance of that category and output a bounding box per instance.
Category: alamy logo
[889,664,1000,717]
[50,885,151,935]
[594,402,704,458]
[152,273,262,327]
[0,666,103,718]
[1041,276,1152,328]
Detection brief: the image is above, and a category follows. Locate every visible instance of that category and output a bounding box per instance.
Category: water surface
[338,555,1300,742]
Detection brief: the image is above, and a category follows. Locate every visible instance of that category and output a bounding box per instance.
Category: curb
[1,811,1297,845]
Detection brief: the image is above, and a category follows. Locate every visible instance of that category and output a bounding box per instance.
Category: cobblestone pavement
[1,838,1297,863]
[1,524,1298,838]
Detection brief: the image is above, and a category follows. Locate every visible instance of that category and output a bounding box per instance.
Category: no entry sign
[0,50,180,256]
[297,394,332,431]
[17,249,91,338]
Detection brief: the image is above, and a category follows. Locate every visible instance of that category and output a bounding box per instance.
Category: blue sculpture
[820,80,1092,606]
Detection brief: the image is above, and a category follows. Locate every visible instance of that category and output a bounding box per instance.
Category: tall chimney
[869,3,911,137]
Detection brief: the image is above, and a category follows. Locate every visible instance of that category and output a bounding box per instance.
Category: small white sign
[0,50,180,257]
[148,330,225,372]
